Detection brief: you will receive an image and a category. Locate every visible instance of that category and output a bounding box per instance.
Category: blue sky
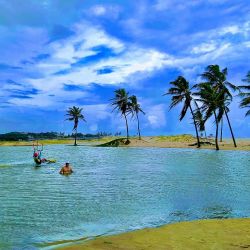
[0,0,249,137]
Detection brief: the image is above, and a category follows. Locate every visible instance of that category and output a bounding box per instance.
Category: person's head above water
[60,162,73,174]
[33,152,38,157]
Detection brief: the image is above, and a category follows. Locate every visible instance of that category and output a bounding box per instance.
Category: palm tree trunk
[224,109,237,147]
[136,113,141,140]
[189,105,201,148]
[220,117,223,142]
[124,114,129,142]
[74,128,77,146]
[213,111,219,150]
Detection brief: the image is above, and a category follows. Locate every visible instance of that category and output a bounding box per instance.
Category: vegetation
[164,65,250,150]
[97,138,128,147]
[111,89,144,143]
[66,106,86,146]
[129,95,145,140]
[0,132,63,141]
[111,89,131,143]
[154,134,195,142]
[194,82,227,150]
[239,71,250,116]
[199,65,237,147]
[164,76,201,148]
[1,67,249,151]
[193,106,207,139]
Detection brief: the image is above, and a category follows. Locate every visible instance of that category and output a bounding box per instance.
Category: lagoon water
[0,145,250,249]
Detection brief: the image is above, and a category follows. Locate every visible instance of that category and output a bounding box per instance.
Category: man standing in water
[60,162,73,175]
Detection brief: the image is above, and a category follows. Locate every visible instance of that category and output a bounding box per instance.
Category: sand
[127,137,250,151]
[96,135,250,151]
[1,135,249,151]
[52,218,250,249]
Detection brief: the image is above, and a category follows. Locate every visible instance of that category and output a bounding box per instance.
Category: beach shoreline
[45,218,250,249]
[1,135,250,151]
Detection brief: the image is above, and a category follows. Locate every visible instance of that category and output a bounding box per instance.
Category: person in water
[33,151,47,165]
[60,162,73,175]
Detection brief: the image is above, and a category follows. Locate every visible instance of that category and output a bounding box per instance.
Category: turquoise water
[0,145,250,249]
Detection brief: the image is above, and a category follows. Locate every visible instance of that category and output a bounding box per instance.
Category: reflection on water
[0,146,249,249]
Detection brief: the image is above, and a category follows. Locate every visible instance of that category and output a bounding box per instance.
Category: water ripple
[0,146,249,249]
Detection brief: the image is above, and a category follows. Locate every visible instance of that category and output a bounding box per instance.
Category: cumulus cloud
[154,0,231,11]
[191,41,217,54]
[5,18,250,109]
[1,1,249,136]
[89,4,121,18]
[146,104,167,128]
[6,21,176,108]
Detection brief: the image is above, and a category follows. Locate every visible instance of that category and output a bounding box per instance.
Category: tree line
[66,91,145,145]
[66,65,250,149]
[0,131,119,141]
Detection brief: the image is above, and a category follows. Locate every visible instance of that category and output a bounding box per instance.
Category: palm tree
[200,65,237,147]
[238,71,250,116]
[164,76,201,148]
[111,89,131,143]
[66,106,86,146]
[193,107,207,139]
[195,82,228,150]
[220,117,223,142]
[129,95,145,140]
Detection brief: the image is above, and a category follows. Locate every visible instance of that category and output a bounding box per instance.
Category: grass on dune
[0,137,116,146]
[153,134,195,142]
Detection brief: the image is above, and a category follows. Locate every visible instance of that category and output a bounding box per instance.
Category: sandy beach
[50,218,250,249]
[115,136,250,151]
[1,135,250,150]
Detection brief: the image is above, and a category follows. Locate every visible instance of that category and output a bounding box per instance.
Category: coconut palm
[193,107,206,139]
[200,65,237,147]
[111,89,131,143]
[129,95,145,140]
[66,106,86,146]
[164,76,201,148]
[238,71,250,116]
[194,82,229,150]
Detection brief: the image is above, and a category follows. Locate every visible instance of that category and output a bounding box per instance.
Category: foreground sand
[54,219,250,250]
[1,135,250,150]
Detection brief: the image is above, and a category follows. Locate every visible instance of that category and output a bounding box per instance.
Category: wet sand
[54,218,250,249]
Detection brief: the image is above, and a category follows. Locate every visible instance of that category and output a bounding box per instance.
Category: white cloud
[8,21,175,108]
[244,41,250,48]
[191,41,217,54]
[219,25,241,35]
[154,0,228,11]
[91,5,106,16]
[88,4,121,19]
[84,104,111,121]
[5,17,250,111]
[146,104,166,128]
[193,21,250,41]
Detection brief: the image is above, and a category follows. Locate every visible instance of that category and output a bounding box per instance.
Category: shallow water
[0,145,250,249]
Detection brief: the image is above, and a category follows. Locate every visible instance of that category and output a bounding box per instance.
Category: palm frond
[179,99,189,121]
